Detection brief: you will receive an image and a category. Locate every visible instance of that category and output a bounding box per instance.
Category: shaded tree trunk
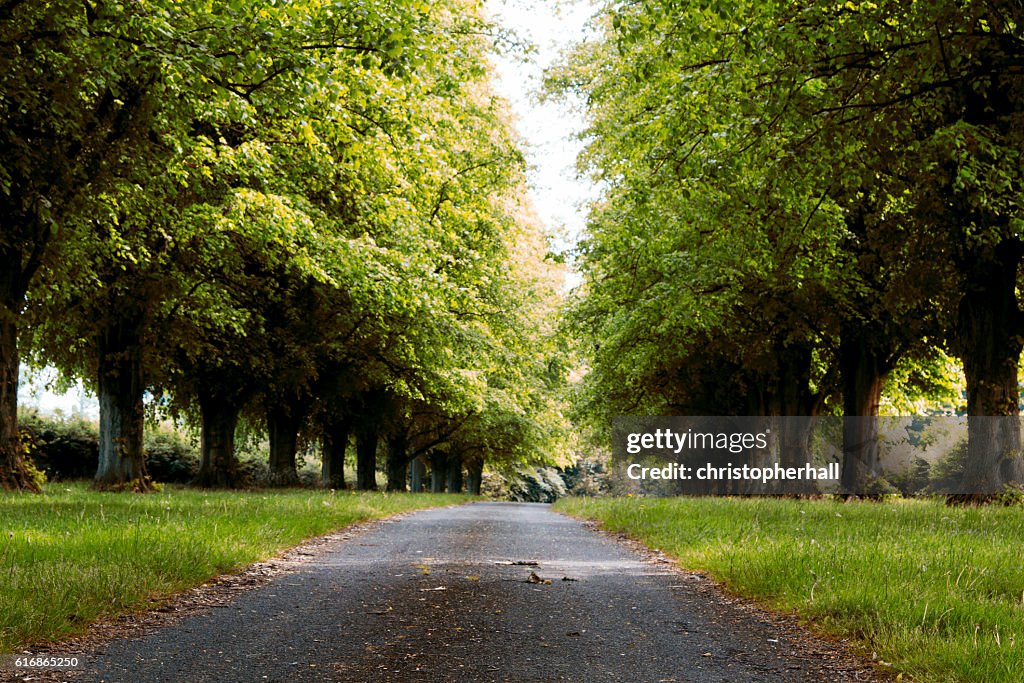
[839,323,888,494]
[770,343,820,466]
[446,452,463,494]
[355,426,378,491]
[267,401,305,486]
[0,298,39,491]
[761,342,822,494]
[409,458,426,492]
[1,214,51,492]
[429,451,447,493]
[95,313,151,490]
[195,388,243,488]
[386,430,409,492]
[465,457,483,495]
[739,406,775,495]
[955,242,1023,495]
[321,416,350,489]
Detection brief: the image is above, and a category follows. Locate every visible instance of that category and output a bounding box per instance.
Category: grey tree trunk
[410,458,426,492]
[95,315,149,489]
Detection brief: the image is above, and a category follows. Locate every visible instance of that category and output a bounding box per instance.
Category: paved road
[76,502,880,682]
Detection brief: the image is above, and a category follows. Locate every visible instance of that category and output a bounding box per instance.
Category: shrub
[143,429,199,484]
[19,409,99,480]
[19,410,200,483]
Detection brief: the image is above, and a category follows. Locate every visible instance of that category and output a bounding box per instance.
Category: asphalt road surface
[70,502,883,682]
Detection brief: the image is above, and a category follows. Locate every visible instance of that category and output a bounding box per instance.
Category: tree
[553,0,1022,495]
[8,0,568,495]
[1,0,168,490]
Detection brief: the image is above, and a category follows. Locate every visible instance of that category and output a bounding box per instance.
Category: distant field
[0,483,470,652]
[554,496,1024,683]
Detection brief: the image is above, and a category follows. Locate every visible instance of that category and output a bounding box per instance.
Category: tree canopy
[552,0,1024,494]
[2,0,568,492]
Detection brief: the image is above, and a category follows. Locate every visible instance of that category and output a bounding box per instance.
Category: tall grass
[0,483,468,652]
[554,496,1024,683]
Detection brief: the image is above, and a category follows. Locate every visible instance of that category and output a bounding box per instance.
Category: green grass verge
[0,482,470,652]
[553,496,1023,683]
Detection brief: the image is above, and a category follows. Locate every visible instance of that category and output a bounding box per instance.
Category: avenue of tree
[1,0,568,492]
[6,0,1023,500]
[553,0,1024,495]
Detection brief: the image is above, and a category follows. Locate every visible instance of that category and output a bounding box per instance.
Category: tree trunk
[95,314,151,490]
[465,457,483,495]
[839,324,888,494]
[267,402,303,486]
[385,430,409,492]
[355,426,378,491]
[410,458,426,493]
[0,240,45,492]
[429,451,447,493]
[763,342,821,494]
[0,310,39,492]
[739,410,775,495]
[321,416,349,489]
[955,242,1023,495]
[773,343,819,463]
[446,453,464,494]
[195,392,242,488]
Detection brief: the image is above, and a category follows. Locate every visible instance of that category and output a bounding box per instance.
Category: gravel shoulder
[4,502,891,682]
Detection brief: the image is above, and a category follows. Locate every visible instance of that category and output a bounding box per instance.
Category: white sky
[484,0,599,253]
[21,2,599,417]
[19,366,98,419]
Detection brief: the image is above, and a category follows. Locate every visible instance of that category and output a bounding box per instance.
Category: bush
[19,409,99,480]
[143,429,199,484]
[19,410,199,483]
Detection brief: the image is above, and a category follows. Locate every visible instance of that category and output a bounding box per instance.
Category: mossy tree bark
[94,312,151,491]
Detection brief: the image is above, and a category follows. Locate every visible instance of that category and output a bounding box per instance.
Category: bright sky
[484,0,599,253]
[20,2,599,417]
